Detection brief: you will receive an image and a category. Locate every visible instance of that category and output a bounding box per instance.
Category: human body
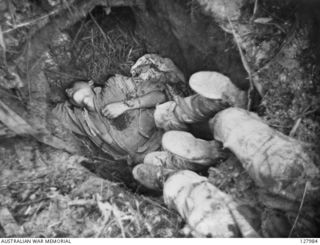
[53,54,187,164]
[133,108,320,237]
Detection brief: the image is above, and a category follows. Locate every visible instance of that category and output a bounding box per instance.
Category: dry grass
[43,6,146,93]
[69,8,145,84]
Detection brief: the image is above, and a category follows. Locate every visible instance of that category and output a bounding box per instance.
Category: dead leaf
[68,199,95,207]
[254,17,273,24]
[96,193,112,223]
[112,204,126,237]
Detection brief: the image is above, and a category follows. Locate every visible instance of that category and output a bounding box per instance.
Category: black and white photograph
[0,0,319,240]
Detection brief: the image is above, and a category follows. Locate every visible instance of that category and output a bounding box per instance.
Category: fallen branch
[0,99,77,153]
[2,9,61,34]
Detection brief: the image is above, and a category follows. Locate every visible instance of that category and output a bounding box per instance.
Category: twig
[289,117,302,137]
[290,105,318,137]
[62,0,74,17]
[253,0,259,18]
[0,26,7,66]
[141,196,174,214]
[226,16,259,110]
[126,48,133,62]
[71,20,85,47]
[130,200,142,233]
[112,204,126,238]
[30,201,46,221]
[7,0,17,27]
[288,182,309,237]
[268,124,291,129]
[89,12,109,45]
[2,9,60,34]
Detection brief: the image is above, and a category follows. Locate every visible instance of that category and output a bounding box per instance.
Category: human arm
[102,91,166,119]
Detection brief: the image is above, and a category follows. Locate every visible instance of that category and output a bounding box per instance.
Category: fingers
[101,103,117,114]
[101,102,126,119]
[103,110,110,118]
[103,112,115,119]
[102,105,113,117]
[101,106,117,119]
[102,108,112,118]
[101,105,109,115]
[102,109,108,116]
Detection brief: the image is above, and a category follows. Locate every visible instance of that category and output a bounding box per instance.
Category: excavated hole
[2,0,320,238]
[47,4,250,100]
[43,4,253,184]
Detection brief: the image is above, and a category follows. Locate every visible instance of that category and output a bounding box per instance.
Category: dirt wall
[132,0,249,90]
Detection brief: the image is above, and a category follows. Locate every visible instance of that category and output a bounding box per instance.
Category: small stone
[279,73,287,82]
[30,193,36,200]
[47,0,60,7]
[180,225,192,236]
[233,172,240,178]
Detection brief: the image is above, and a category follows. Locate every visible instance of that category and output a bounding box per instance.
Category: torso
[85,75,162,163]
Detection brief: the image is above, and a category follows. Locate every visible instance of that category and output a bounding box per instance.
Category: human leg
[164,170,260,237]
[154,71,246,131]
[133,130,227,190]
[210,107,320,237]
[210,107,320,203]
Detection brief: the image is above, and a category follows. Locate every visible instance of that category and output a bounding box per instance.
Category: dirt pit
[0,0,320,238]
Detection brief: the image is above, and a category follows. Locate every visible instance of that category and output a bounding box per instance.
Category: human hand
[102,102,129,119]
